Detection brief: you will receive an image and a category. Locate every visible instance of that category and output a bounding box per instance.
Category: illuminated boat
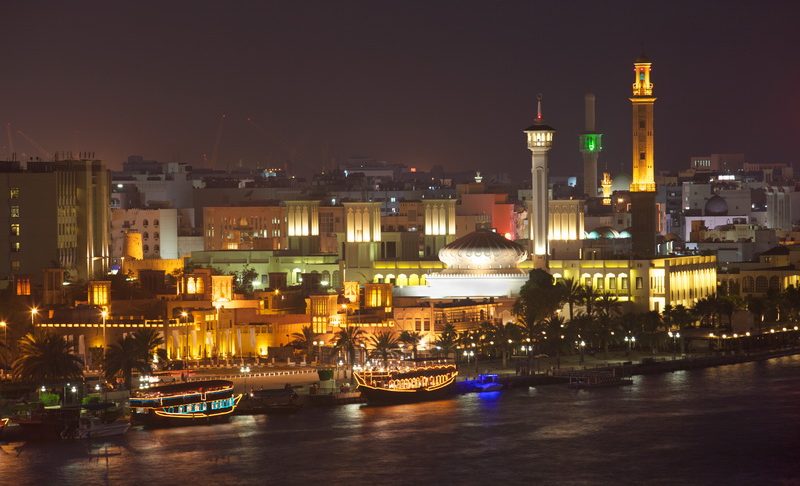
[354,362,458,404]
[129,380,242,427]
[465,374,504,393]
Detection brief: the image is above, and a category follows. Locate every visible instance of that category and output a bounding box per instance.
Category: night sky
[2,1,799,178]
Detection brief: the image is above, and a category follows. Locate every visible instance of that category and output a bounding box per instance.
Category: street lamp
[0,320,6,347]
[667,331,680,360]
[240,365,251,393]
[579,340,586,364]
[313,340,323,364]
[624,335,636,356]
[30,307,38,327]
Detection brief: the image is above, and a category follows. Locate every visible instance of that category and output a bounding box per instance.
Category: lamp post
[0,320,6,347]
[579,340,586,365]
[313,340,323,364]
[668,331,680,360]
[240,365,251,394]
[30,307,38,328]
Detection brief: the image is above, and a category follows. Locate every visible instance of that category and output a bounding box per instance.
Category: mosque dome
[586,226,620,240]
[704,195,728,216]
[438,229,528,270]
[611,173,632,192]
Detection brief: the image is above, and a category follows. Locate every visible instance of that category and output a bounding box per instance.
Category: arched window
[396,274,408,287]
[769,276,780,290]
[143,244,149,252]
[142,219,149,227]
[143,232,149,239]
[755,276,768,293]
[373,274,384,283]
[409,274,420,286]
[154,219,159,226]
[743,277,754,292]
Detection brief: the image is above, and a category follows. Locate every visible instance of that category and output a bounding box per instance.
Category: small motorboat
[468,374,505,393]
[71,417,130,440]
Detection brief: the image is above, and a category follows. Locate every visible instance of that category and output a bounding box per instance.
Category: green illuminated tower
[579,93,603,196]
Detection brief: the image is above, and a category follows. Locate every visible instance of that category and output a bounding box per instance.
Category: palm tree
[399,330,423,359]
[369,330,400,368]
[481,321,520,368]
[132,329,165,362]
[541,314,566,368]
[289,325,317,362]
[559,278,583,322]
[580,285,601,319]
[105,335,149,390]
[12,332,84,384]
[434,324,458,359]
[595,293,622,357]
[330,326,366,380]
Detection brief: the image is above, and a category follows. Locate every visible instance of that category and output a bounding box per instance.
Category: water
[3,356,799,485]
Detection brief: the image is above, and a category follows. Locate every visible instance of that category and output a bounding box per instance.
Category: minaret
[629,54,658,257]
[579,93,603,196]
[524,94,555,269]
[630,55,656,192]
[601,172,613,204]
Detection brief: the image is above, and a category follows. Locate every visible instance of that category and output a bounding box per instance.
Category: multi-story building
[0,159,110,285]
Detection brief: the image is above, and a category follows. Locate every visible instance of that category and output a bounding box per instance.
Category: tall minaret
[630,54,656,193]
[629,54,658,257]
[579,93,603,196]
[524,94,555,269]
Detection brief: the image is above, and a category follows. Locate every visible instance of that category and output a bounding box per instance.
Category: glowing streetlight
[0,320,6,347]
[30,307,39,327]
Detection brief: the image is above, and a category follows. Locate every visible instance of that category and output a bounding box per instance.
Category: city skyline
[2,1,799,177]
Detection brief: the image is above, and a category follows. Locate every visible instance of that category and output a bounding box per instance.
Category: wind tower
[524,94,556,269]
[579,93,603,196]
[629,53,658,257]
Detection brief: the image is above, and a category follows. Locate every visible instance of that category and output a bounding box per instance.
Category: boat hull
[358,381,456,404]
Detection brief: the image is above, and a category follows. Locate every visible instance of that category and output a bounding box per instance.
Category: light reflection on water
[2,356,799,485]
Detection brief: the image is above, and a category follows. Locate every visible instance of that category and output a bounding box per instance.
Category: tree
[105,336,148,390]
[559,278,583,322]
[12,333,84,384]
[132,329,165,362]
[595,293,622,357]
[434,324,458,359]
[330,326,366,380]
[289,325,317,361]
[579,285,601,319]
[399,330,423,359]
[103,329,164,390]
[481,321,520,368]
[232,264,259,297]
[369,330,400,368]
[513,270,565,366]
[746,295,766,331]
[541,314,566,368]
[639,311,664,355]
[693,297,718,328]
[664,304,695,330]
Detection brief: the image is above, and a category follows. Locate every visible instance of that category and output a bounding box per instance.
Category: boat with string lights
[129,380,242,427]
[353,360,458,404]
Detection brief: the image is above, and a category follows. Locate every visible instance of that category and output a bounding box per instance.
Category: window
[11,260,20,272]
[635,277,643,289]
[10,206,20,218]
[639,152,646,160]
[11,241,21,252]
[9,187,20,199]
[143,219,149,226]
[143,232,149,239]
[10,223,20,236]
[154,219,159,226]
[621,276,629,290]
[608,277,616,290]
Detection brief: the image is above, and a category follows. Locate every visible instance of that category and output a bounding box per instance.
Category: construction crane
[16,130,52,159]
[5,122,15,159]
